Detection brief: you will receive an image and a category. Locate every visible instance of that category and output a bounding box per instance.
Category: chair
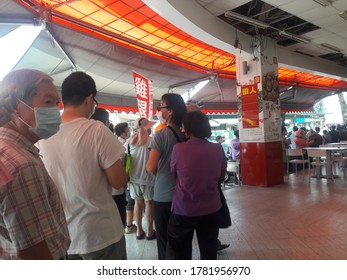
[340,158,347,178]
[331,152,347,175]
[286,149,309,178]
[225,160,241,186]
[306,149,334,181]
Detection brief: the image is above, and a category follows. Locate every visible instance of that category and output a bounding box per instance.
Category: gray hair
[0,69,53,126]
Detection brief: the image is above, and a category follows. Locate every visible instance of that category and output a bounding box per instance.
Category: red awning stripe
[281,109,314,113]
[98,104,139,114]
[201,109,238,114]
[97,105,313,115]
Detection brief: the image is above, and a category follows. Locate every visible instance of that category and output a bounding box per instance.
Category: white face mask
[89,103,96,119]
[156,111,166,124]
[126,131,131,139]
[18,100,61,139]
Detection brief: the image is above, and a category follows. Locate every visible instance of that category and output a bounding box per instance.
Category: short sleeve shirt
[170,138,226,216]
[149,126,185,202]
[229,138,240,160]
[129,137,155,187]
[38,118,125,255]
[0,128,70,259]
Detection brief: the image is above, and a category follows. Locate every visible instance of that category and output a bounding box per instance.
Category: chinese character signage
[241,84,259,128]
[133,71,153,120]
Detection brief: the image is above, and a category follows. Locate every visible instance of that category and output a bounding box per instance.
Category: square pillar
[236,38,284,187]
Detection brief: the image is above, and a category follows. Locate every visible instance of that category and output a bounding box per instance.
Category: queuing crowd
[283,124,347,150]
[0,69,230,260]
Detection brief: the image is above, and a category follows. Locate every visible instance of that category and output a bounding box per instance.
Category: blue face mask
[18,100,61,139]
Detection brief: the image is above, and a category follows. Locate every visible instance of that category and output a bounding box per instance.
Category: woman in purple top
[166,111,227,260]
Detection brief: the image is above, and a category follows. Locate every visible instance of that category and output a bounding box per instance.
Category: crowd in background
[281,123,347,174]
[283,124,347,150]
[215,130,240,161]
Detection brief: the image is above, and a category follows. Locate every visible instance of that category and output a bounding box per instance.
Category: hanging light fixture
[279,31,310,44]
[312,0,333,7]
[224,11,270,29]
[339,10,347,21]
[319,43,341,53]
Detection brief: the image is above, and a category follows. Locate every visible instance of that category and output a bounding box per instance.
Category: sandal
[136,232,146,240]
[146,230,156,240]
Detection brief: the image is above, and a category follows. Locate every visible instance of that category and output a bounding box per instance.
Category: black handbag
[218,187,232,228]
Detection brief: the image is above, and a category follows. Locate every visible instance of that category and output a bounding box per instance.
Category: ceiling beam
[142,0,253,59]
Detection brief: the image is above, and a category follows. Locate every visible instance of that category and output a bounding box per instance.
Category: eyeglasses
[93,97,98,106]
[157,105,168,111]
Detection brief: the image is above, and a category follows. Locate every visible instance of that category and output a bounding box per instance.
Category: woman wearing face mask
[154,110,167,133]
[0,69,70,259]
[146,93,187,260]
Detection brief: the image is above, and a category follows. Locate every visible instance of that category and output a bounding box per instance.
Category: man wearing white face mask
[38,71,128,260]
[0,69,70,259]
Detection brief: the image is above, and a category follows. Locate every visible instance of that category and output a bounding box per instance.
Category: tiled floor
[125,169,347,260]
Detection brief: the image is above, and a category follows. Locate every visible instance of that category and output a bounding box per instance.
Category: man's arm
[146,149,160,176]
[105,159,128,189]
[17,240,53,260]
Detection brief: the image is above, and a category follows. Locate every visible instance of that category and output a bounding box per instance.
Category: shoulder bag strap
[167,125,182,143]
[127,143,130,155]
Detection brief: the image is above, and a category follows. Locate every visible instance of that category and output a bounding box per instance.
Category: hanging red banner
[133,71,153,120]
[241,84,259,128]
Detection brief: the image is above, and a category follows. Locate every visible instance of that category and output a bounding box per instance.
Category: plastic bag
[124,153,132,175]
[124,144,132,175]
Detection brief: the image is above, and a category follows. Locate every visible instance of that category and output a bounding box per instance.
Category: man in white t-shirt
[38,72,127,260]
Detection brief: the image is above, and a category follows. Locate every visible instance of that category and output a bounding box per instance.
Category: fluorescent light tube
[224,11,270,29]
[312,0,332,7]
[319,43,341,53]
[339,11,347,21]
[279,31,310,43]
